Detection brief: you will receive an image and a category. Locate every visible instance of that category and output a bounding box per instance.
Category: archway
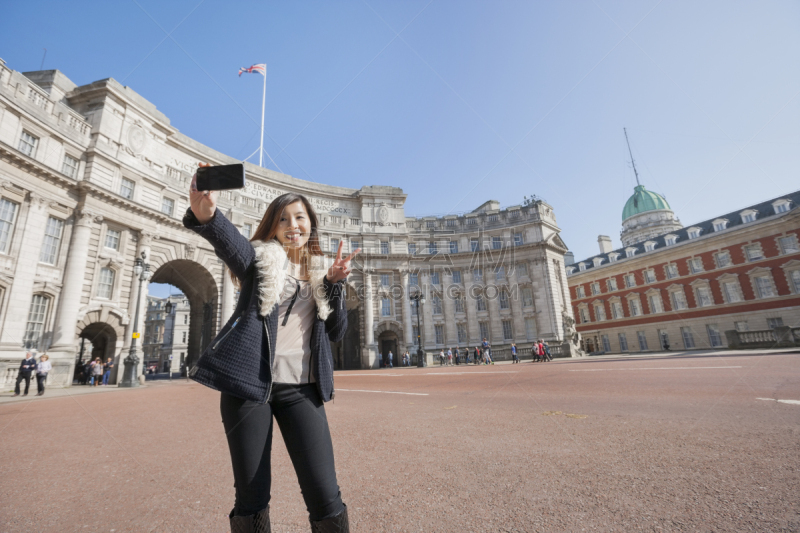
[331,282,361,370]
[149,259,219,373]
[75,308,125,385]
[375,321,403,368]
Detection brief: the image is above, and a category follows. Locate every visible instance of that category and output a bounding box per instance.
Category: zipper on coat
[212,317,240,350]
[262,316,274,404]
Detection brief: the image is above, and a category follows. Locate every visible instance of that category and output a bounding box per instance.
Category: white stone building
[0,61,576,387]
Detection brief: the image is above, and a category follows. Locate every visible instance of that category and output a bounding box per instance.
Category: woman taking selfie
[184,163,358,532]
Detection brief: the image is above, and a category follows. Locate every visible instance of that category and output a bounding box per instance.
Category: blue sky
[3,1,798,298]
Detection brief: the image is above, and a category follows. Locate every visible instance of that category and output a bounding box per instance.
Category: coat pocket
[212,316,241,351]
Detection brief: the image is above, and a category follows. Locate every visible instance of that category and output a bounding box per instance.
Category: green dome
[622,185,672,221]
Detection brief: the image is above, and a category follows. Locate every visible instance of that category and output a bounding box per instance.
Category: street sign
[169,355,173,360]
[132,332,140,339]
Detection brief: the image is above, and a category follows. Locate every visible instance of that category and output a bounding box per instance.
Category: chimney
[598,235,613,254]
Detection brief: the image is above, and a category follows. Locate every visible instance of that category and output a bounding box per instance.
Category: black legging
[220,383,344,521]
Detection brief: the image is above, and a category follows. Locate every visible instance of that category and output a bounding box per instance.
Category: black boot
[309,504,349,532]
[229,506,270,533]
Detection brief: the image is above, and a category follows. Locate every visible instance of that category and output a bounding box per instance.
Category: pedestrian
[14,350,37,396]
[511,343,518,364]
[92,358,103,386]
[36,354,52,396]
[486,345,494,365]
[474,346,481,365]
[102,357,113,386]
[447,348,452,366]
[532,342,540,363]
[439,349,445,366]
[543,340,553,362]
[388,351,393,368]
[404,351,410,366]
[185,173,353,531]
[454,347,460,365]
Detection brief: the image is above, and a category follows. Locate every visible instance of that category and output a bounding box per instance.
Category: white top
[272,276,316,384]
[37,360,52,374]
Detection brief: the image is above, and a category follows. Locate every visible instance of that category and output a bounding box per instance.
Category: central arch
[375,320,403,368]
[149,259,219,371]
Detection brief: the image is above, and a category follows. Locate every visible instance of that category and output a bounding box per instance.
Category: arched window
[96,267,115,299]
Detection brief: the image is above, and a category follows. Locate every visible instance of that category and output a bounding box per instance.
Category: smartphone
[196,163,246,191]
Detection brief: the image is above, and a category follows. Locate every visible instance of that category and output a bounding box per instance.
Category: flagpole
[259,65,266,167]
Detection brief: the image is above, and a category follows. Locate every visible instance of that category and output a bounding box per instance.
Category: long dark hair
[229,192,323,285]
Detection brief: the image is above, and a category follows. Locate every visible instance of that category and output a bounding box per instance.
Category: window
[120,178,135,200]
[648,293,663,314]
[713,219,728,232]
[350,240,360,253]
[767,318,784,329]
[487,214,499,222]
[476,294,487,311]
[665,235,678,246]
[707,325,723,347]
[790,269,800,294]
[380,273,390,286]
[502,320,514,340]
[637,331,648,351]
[467,217,477,226]
[594,303,606,321]
[522,287,533,308]
[753,275,775,298]
[495,266,505,280]
[517,263,528,277]
[590,282,600,295]
[381,297,391,317]
[611,300,623,319]
[0,198,19,254]
[408,243,417,255]
[625,248,637,258]
[741,211,756,224]
[330,238,340,253]
[579,307,590,323]
[426,220,435,229]
[161,197,174,217]
[474,268,483,281]
[695,285,713,307]
[629,297,642,317]
[18,131,38,157]
[689,257,704,274]
[735,321,748,332]
[608,253,620,263]
[39,217,64,264]
[431,272,440,285]
[432,295,443,315]
[457,323,467,343]
[670,288,688,310]
[665,264,679,279]
[409,273,419,287]
[601,335,611,352]
[618,333,629,351]
[350,218,361,226]
[644,241,656,252]
[714,251,731,268]
[576,286,586,298]
[412,325,420,342]
[454,294,465,313]
[184,314,188,325]
[428,241,437,254]
[446,219,457,227]
[773,200,791,214]
[62,155,79,178]
[241,224,252,239]
[643,269,656,284]
[525,317,537,340]
[744,244,764,262]
[492,236,502,250]
[479,322,489,341]
[470,238,479,252]
[182,331,187,343]
[380,241,389,254]
[578,263,586,271]
[721,279,743,303]
[450,241,458,254]
[778,236,799,255]
[687,227,702,239]
[681,327,695,348]
[435,325,444,345]
[97,267,115,299]
[452,270,462,284]
[23,294,50,349]
[607,277,618,291]
[499,290,510,310]
[514,233,523,246]
[592,257,604,268]
[624,274,636,288]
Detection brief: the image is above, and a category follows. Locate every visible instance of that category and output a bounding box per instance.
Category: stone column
[464,271,480,345]
[363,270,376,367]
[421,272,435,350]
[400,270,413,348]
[220,264,236,325]
[441,273,457,345]
[0,192,52,349]
[50,210,100,351]
[507,264,526,345]
[116,231,156,383]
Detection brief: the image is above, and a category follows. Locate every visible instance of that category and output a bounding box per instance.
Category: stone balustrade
[725,327,799,349]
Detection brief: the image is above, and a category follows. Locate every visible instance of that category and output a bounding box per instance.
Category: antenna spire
[624,127,641,187]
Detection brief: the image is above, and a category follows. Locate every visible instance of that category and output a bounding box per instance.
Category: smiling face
[275,200,311,251]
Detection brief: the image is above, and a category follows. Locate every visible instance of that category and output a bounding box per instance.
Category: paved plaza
[2,351,799,532]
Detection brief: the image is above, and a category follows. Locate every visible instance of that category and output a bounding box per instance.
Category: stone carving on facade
[377,204,389,225]
[125,121,147,155]
[75,209,102,227]
[184,243,196,260]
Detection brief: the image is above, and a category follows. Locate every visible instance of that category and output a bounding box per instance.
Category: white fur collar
[252,240,333,320]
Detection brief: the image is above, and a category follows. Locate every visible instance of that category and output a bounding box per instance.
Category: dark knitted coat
[183,207,347,404]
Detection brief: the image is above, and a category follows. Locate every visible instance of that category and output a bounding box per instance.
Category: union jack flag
[238,64,266,77]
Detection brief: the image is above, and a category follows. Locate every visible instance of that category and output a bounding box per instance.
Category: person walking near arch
[474,346,481,365]
[36,354,52,396]
[511,343,519,364]
[185,167,355,532]
[14,350,37,396]
[91,358,103,386]
[102,357,114,386]
[387,350,394,368]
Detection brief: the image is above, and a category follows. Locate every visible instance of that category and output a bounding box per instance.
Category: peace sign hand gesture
[327,241,360,283]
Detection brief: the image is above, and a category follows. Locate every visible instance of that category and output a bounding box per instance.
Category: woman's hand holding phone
[190,162,218,224]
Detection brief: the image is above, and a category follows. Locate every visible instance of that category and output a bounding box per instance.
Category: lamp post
[165,301,174,379]
[120,252,152,387]
[410,292,426,367]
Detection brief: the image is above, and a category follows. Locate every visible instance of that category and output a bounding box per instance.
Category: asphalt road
[2,351,799,532]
